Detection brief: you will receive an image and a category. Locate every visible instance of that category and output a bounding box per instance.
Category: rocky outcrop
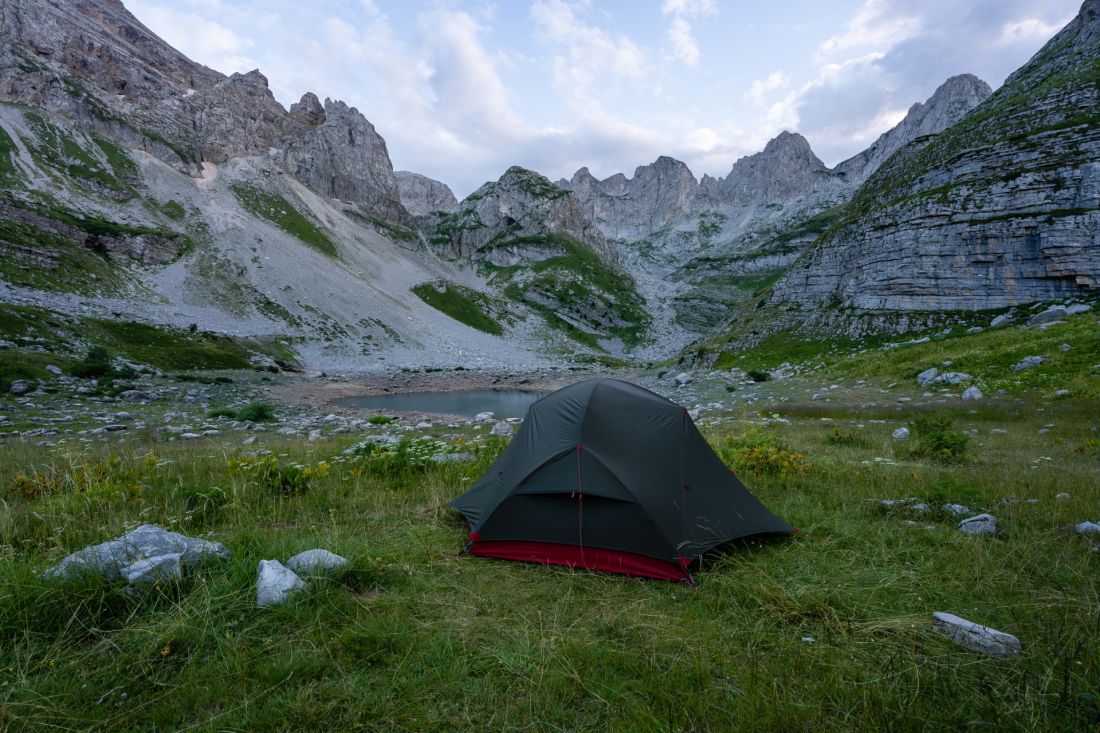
[565,157,701,241]
[395,171,457,216]
[0,0,408,223]
[429,166,614,265]
[276,97,407,224]
[716,132,836,207]
[768,0,1100,316]
[835,74,993,183]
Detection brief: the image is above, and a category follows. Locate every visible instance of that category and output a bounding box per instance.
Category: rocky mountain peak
[718,131,830,206]
[835,73,991,182]
[394,171,457,216]
[288,92,325,130]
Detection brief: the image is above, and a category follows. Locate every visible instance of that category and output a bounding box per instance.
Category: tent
[449,378,792,582]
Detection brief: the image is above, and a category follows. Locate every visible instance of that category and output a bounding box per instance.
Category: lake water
[333,389,547,418]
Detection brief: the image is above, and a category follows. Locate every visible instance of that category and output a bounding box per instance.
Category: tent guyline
[449,378,793,582]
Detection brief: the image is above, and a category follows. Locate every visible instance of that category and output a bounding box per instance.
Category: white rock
[121,553,182,585]
[473,411,495,423]
[43,524,229,581]
[180,432,202,440]
[990,314,1013,328]
[490,421,514,437]
[941,503,972,515]
[1013,356,1044,371]
[256,559,307,607]
[961,386,983,400]
[1075,521,1100,535]
[957,514,997,536]
[286,549,349,576]
[9,380,29,395]
[429,452,474,463]
[1059,343,1073,352]
[674,372,693,386]
[45,364,63,375]
[1055,492,1070,500]
[932,612,1021,657]
[892,427,910,441]
[308,429,322,442]
[916,368,939,387]
[276,427,299,436]
[415,421,433,429]
[1065,303,1091,316]
[934,372,972,386]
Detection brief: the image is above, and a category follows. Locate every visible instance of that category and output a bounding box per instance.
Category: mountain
[395,172,457,216]
[0,0,406,224]
[763,0,1100,325]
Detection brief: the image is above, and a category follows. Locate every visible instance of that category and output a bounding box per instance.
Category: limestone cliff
[395,171,457,216]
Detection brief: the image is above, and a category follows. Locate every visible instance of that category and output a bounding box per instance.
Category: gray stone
[942,503,972,515]
[892,427,910,441]
[916,368,939,387]
[45,364,63,375]
[1065,303,1091,315]
[490,421,514,437]
[43,524,230,581]
[1014,356,1045,371]
[394,171,457,216]
[118,390,156,401]
[256,560,307,607]
[961,386,983,400]
[429,452,474,463]
[285,549,349,576]
[308,429,322,442]
[180,432,202,440]
[1075,521,1100,535]
[990,314,1014,328]
[1059,343,1073,352]
[1029,306,1069,325]
[473,411,495,423]
[957,514,997,536]
[1055,492,1070,500]
[934,372,972,386]
[674,372,693,386]
[9,380,29,395]
[932,612,1021,657]
[121,553,182,585]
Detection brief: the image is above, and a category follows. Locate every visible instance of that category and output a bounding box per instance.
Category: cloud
[789,0,1079,164]
[661,0,717,66]
[748,71,791,105]
[126,1,257,74]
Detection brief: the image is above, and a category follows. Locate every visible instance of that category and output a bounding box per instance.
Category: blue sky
[126,0,1081,197]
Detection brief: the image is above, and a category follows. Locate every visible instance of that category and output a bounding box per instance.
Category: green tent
[450,378,792,581]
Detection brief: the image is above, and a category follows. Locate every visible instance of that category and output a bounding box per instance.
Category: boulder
[934,372,972,386]
[957,514,997,536]
[990,314,1013,328]
[43,524,230,581]
[1065,303,1091,316]
[121,553,183,585]
[9,380,29,395]
[961,386,983,400]
[916,368,939,387]
[1013,356,1044,371]
[256,559,307,607]
[674,372,693,386]
[473,411,495,423]
[45,364,63,375]
[285,549,349,576]
[429,452,474,463]
[932,612,1021,657]
[1029,306,1068,325]
[490,421,514,437]
[892,427,910,441]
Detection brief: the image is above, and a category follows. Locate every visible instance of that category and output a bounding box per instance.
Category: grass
[411,281,505,336]
[230,182,337,257]
[0,216,125,295]
[0,381,1096,730]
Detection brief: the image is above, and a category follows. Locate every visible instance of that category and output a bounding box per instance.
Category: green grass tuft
[230,182,337,257]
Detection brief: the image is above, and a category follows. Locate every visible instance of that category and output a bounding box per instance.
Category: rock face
[277,97,407,224]
[717,132,835,206]
[0,0,407,223]
[429,166,614,264]
[768,1,1100,318]
[395,171,458,216]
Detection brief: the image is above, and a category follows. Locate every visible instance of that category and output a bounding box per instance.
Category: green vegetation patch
[21,109,134,195]
[411,281,504,336]
[0,216,126,295]
[230,182,337,257]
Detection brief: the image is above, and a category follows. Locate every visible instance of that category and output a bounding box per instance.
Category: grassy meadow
[0,309,1098,731]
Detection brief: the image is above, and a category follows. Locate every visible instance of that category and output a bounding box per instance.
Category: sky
[125,0,1081,197]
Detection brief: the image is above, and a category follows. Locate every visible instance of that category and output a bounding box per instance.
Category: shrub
[826,428,869,447]
[235,401,276,422]
[903,417,970,463]
[229,455,330,497]
[747,369,771,382]
[718,429,809,478]
[70,346,113,378]
[368,415,396,426]
[208,408,236,419]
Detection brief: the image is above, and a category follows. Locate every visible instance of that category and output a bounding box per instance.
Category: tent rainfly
[449,378,792,582]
